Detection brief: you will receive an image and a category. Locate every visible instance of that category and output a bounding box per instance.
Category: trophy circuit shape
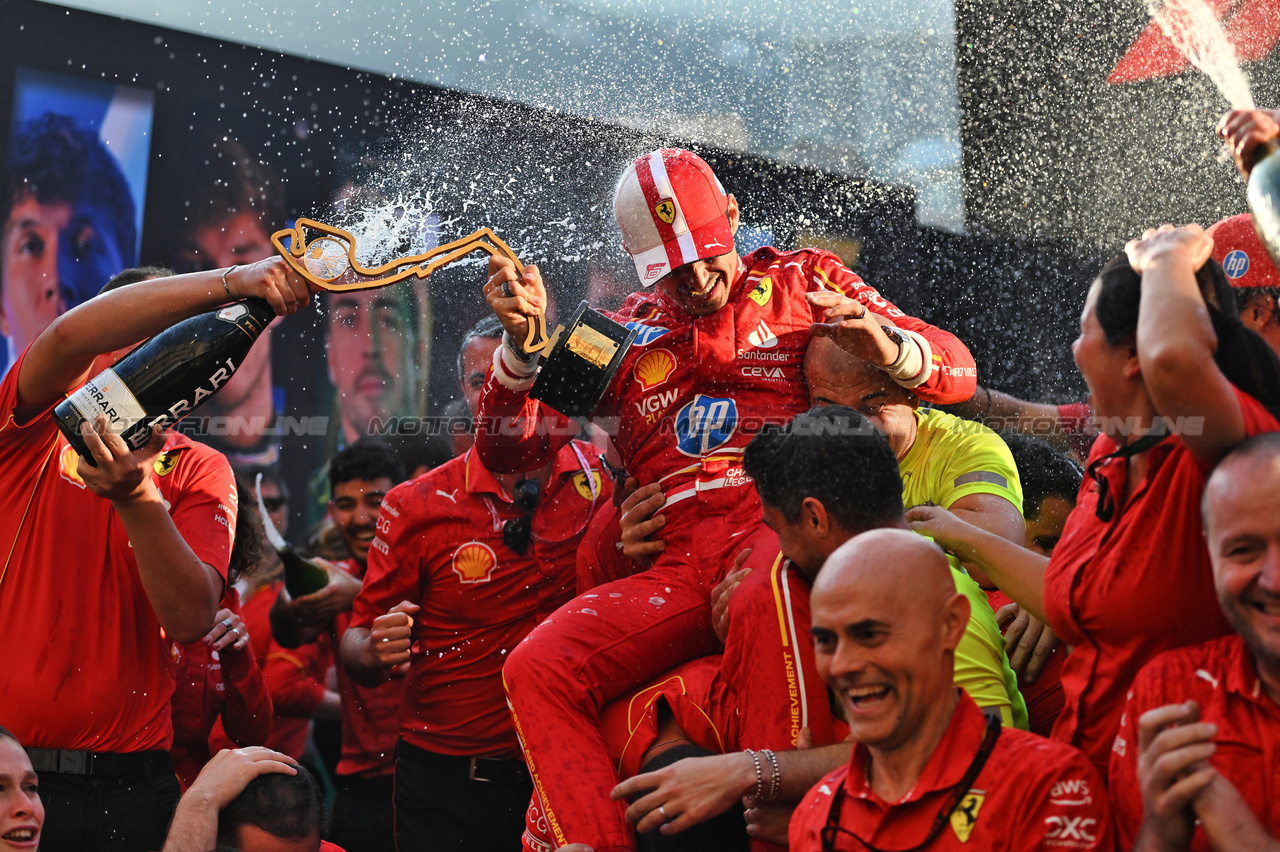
[271,217,550,354]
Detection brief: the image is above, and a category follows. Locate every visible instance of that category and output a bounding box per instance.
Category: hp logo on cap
[1223,250,1250,280]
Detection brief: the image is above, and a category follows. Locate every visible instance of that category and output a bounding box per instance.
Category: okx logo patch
[674,395,738,457]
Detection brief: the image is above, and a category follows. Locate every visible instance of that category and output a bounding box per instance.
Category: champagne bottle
[1247,140,1280,269]
[254,473,329,598]
[53,298,276,466]
[279,549,332,598]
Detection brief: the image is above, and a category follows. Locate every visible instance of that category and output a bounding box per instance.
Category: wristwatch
[880,326,908,363]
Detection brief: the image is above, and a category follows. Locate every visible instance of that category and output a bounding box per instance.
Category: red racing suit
[482,247,976,851]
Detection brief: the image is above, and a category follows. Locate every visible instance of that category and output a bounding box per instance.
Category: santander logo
[747,320,777,349]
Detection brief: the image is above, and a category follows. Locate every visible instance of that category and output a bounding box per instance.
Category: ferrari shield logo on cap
[654,200,677,224]
[950,790,985,843]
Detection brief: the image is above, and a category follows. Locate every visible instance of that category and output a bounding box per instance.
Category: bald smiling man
[789,530,1115,851]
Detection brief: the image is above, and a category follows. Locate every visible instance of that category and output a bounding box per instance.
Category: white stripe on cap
[646,151,700,266]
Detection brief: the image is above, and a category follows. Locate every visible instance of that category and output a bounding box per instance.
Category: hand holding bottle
[76,416,167,505]
[223,257,317,316]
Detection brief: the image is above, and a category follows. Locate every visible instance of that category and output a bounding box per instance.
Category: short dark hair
[329,437,406,491]
[97,266,175,296]
[216,767,323,846]
[744,405,903,532]
[0,725,17,744]
[5,113,136,270]
[457,314,504,381]
[182,139,287,237]
[1000,432,1081,516]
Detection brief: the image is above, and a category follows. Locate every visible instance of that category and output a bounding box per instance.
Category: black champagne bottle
[1248,140,1280,269]
[53,298,276,465]
[254,473,330,597]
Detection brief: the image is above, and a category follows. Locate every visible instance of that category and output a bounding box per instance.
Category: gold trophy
[271,218,550,354]
[272,218,637,419]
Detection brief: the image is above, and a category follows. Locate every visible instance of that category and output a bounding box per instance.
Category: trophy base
[530,301,637,420]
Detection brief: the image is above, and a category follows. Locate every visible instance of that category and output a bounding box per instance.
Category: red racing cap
[614,149,735,286]
[1208,213,1280,289]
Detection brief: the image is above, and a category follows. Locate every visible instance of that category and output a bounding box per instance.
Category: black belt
[397,740,529,786]
[26,747,173,778]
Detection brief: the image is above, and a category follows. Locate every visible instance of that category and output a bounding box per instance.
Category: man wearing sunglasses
[788,529,1112,852]
[340,319,613,852]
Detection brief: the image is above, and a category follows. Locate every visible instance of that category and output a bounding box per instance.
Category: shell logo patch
[654,200,677,224]
[452,542,498,585]
[748,276,773,306]
[573,471,602,500]
[633,348,677,391]
[950,790,985,843]
[59,445,86,489]
[154,451,180,477]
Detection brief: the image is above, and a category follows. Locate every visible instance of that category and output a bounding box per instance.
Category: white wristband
[493,333,539,391]
[880,328,932,388]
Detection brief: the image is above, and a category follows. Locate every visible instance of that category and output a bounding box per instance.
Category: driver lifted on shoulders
[477,148,976,852]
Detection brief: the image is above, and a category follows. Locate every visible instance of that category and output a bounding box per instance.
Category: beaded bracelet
[744,749,764,799]
[762,748,781,802]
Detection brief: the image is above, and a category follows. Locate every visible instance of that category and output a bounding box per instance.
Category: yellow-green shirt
[901,408,1028,730]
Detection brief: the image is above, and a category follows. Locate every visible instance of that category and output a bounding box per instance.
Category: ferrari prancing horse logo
[950,790,985,843]
[654,200,676,224]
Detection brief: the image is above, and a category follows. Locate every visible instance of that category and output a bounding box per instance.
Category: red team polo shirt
[352,441,611,757]
[788,693,1114,852]
[1043,387,1277,776]
[0,349,236,753]
[329,557,403,779]
[1110,634,1280,850]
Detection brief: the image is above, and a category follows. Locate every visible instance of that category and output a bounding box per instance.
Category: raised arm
[906,504,1050,620]
[474,256,578,474]
[1129,224,1248,466]
[18,258,310,412]
[805,252,977,404]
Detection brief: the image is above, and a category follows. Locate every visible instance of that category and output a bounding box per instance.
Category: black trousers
[37,771,181,852]
[327,773,397,852]
[393,740,531,852]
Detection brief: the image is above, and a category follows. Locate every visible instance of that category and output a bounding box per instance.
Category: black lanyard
[820,713,1001,852]
[1085,430,1165,522]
